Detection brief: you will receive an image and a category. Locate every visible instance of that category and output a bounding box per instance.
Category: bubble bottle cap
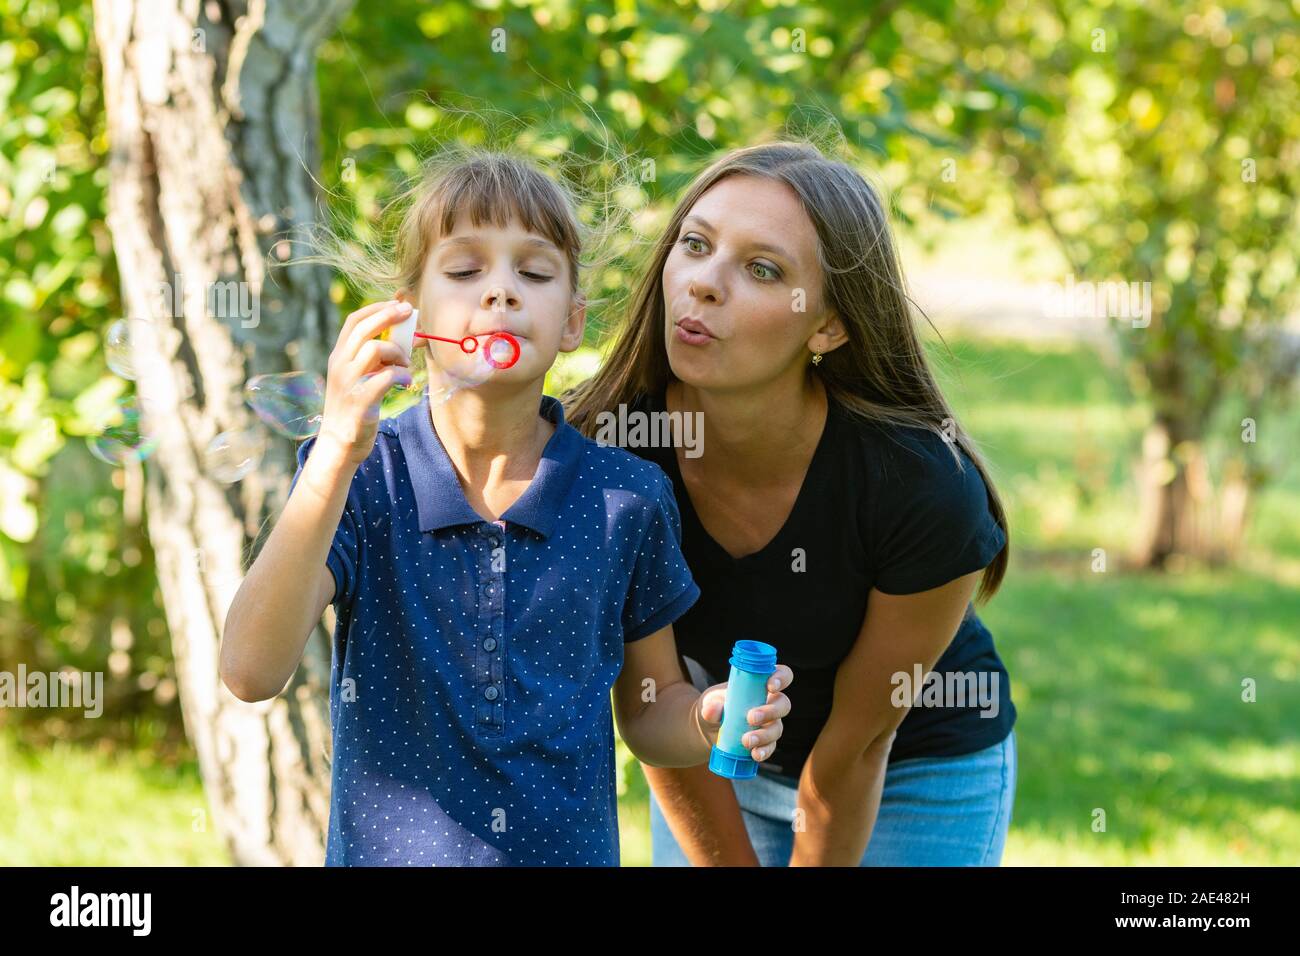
[381,306,421,360]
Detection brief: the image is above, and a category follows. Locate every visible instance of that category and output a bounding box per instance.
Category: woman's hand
[697,664,793,762]
[317,300,414,468]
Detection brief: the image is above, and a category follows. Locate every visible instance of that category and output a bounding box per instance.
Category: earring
[811,351,823,366]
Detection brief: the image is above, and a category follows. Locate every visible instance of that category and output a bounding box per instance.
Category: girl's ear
[559,291,587,353]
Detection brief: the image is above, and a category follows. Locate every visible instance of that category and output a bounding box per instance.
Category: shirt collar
[396,391,583,539]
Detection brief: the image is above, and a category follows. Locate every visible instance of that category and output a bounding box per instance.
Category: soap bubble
[428,382,462,408]
[374,367,426,418]
[103,318,158,380]
[425,337,494,389]
[87,395,158,465]
[204,427,267,484]
[104,320,135,379]
[244,371,325,439]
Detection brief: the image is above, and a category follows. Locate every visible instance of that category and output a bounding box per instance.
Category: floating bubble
[204,427,267,484]
[349,366,420,422]
[87,396,158,465]
[104,318,162,380]
[427,342,494,390]
[376,368,426,418]
[428,382,464,409]
[244,371,325,439]
[104,319,135,379]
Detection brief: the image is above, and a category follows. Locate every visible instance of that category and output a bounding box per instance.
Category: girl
[219,149,793,866]
[566,140,1016,866]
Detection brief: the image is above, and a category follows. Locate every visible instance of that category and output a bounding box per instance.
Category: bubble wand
[413,330,521,370]
[382,307,521,370]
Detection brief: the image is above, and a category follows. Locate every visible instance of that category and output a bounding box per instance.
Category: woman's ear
[807,309,849,356]
[395,287,417,307]
[559,291,587,353]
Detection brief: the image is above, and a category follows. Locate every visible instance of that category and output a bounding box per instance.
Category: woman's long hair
[564,140,1009,603]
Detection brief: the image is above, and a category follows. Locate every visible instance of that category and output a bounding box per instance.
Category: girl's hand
[697,664,793,763]
[317,300,414,468]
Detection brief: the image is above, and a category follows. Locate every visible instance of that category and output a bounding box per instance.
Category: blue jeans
[648,729,1017,866]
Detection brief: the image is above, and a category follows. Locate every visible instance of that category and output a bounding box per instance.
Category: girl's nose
[482,285,521,312]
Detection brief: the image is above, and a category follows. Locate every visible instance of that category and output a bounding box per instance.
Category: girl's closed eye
[443,265,554,282]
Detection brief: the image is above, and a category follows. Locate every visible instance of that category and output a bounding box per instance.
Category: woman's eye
[446,270,478,279]
[679,235,707,254]
[748,262,779,281]
[520,271,553,282]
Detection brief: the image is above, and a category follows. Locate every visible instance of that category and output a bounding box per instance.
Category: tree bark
[94,0,354,865]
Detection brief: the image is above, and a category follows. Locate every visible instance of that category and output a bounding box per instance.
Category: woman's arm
[788,570,983,866]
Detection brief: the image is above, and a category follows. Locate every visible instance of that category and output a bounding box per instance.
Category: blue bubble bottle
[708,640,778,779]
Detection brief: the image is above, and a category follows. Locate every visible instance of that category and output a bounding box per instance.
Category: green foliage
[309,0,1039,326]
[0,0,177,745]
[939,0,1300,466]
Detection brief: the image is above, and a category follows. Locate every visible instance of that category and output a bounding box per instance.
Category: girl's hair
[297,145,604,377]
[564,140,1009,603]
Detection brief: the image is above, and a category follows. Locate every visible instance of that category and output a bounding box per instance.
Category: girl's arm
[219,300,414,702]
[788,570,982,866]
[613,627,790,865]
[219,445,355,702]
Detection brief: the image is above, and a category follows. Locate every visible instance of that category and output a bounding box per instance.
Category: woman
[565,141,1016,866]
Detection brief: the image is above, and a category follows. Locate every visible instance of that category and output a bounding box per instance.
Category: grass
[0,731,227,865]
[930,334,1300,865]
[6,334,1297,865]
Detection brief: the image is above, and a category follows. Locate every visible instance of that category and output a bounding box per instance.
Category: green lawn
[0,731,227,865]
[5,334,1297,865]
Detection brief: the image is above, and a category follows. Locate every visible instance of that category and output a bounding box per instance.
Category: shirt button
[485,583,495,595]
[482,637,497,652]
[484,686,498,701]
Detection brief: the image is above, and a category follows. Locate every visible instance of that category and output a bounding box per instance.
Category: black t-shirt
[622,389,1016,780]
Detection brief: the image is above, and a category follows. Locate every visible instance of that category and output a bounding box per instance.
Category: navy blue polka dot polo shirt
[287,390,699,866]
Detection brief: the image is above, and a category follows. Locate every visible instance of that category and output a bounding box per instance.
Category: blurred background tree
[936,0,1300,567]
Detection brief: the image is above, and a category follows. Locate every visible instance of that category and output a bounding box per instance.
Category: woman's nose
[688,271,724,305]
[481,284,521,312]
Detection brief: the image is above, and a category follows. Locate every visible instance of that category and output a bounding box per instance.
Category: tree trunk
[94,0,354,865]
[1216,457,1255,562]
[1131,413,1254,569]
